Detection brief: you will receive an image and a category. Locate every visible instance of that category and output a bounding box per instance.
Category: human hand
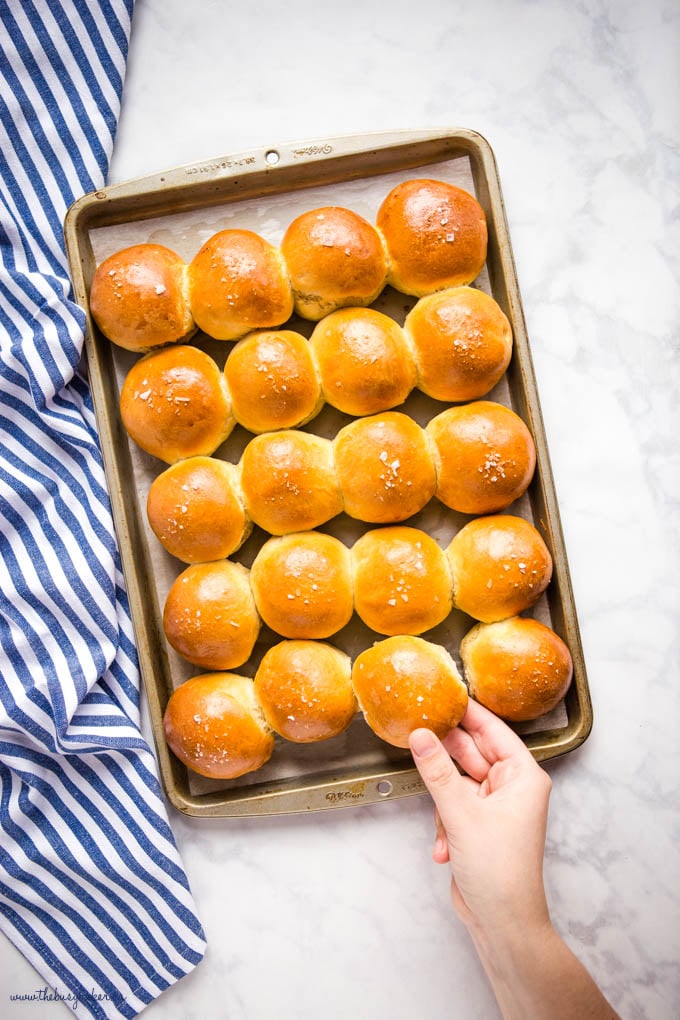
[409,698,552,938]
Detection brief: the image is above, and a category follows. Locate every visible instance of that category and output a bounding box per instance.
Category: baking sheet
[65,128,593,815]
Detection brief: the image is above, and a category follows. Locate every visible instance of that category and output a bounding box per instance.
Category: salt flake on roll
[447,514,552,623]
[89,242,196,352]
[352,526,453,635]
[404,285,512,402]
[225,329,323,434]
[460,616,573,722]
[188,229,293,341]
[147,456,251,564]
[240,430,343,535]
[254,640,356,743]
[427,400,536,515]
[163,560,260,671]
[119,344,234,464]
[250,532,353,640]
[352,635,468,748]
[376,178,487,296]
[334,411,437,524]
[310,307,417,416]
[281,205,388,320]
[163,673,274,780]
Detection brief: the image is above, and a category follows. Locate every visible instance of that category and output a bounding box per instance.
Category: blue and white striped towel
[0,2,207,1016]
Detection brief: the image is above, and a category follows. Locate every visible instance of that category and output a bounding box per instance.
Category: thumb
[409,728,463,827]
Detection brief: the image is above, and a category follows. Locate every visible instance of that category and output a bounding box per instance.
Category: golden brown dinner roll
[224,329,323,433]
[163,560,260,670]
[89,243,196,352]
[376,178,487,297]
[334,411,437,523]
[426,401,536,515]
[460,616,573,722]
[446,514,552,623]
[310,307,417,416]
[404,286,513,402]
[239,431,343,535]
[280,206,388,320]
[352,635,468,748]
[163,672,274,779]
[119,345,234,464]
[254,640,356,742]
[146,456,251,563]
[187,229,294,340]
[352,527,452,635]
[249,532,353,640]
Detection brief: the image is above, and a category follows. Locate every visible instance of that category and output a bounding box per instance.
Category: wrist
[468,917,558,1020]
[459,873,552,948]
[470,910,554,964]
[468,918,619,1020]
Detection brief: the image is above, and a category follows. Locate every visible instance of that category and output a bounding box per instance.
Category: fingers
[454,698,532,767]
[432,807,449,863]
[409,728,464,830]
[441,725,492,783]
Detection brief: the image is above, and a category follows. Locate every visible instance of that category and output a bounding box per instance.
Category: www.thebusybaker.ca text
[9,986,113,1011]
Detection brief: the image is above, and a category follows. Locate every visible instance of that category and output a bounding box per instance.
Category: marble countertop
[2,1,678,1017]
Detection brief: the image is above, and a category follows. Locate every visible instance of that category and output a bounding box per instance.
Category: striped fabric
[0,2,207,1017]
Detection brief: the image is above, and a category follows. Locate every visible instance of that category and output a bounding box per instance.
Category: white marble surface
[2,0,679,1017]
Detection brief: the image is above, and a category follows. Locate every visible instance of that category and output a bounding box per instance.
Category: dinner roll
[250,532,353,639]
[163,673,274,779]
[352,527,452,635]
[447,515,553,623]
[310,307,417,416]
[239,431,343,535]
[187,229,294,340]
[225,329,323,433]
[146,456,251,563]
[376,178,487,296]
[119,345,234,463]
[352,635,468,748]
[89,243,196,352]
[280,206,388,320]
[334,411,437,523]
[163,560,260,670]
[460,616,573,722]
[254,640,356,742]
[404,286,513,402]
[426,401,536,515]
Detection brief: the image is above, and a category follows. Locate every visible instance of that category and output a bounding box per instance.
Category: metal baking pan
[64,128,592,816]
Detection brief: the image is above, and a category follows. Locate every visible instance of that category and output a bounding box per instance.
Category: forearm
[470,919,620,1020]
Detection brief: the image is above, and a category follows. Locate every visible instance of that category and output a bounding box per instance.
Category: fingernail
[409,728,438,758]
